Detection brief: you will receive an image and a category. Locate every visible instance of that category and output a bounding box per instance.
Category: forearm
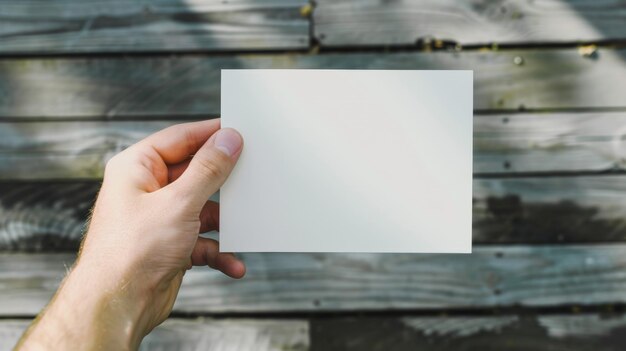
[15,121,244,349]
[16,260,149,351]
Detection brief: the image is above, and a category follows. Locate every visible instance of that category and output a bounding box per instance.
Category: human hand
[17,119,245,350]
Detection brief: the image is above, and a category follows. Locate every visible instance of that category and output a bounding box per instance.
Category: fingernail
[214,128,242,157]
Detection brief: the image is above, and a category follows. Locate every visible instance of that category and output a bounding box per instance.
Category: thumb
[168,128,243,210]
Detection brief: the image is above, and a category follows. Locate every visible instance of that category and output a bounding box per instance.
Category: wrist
[73,260,151,348]
[18,259,151,350]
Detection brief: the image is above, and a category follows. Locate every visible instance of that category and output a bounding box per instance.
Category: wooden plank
[311,314,626,351]
[0,0,309,54]
[3,245,626,314]
[0,121,179,179]
[2,112,626,179]
[4,314,626,351]
[0,318,309,351]
[473,176,626,243]
[313,0,626,46]
[474,111,626,174]
[0,182,96,252]
[2,176,626,251]
[1,48,626,118]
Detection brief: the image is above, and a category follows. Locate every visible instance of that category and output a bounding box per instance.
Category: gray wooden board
[313,0,626,46]
[0,0,309,54]
[0,121,179,179]
[311,314,626,351]
[474,111,626,174]
[3,245,626,314]
[4,314,626,351]
[0,318,308,351]
[1,48,626,118]
[3,111,626,179]
[2,176,626,252]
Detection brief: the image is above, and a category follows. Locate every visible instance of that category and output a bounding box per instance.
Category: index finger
[138,118,221,165]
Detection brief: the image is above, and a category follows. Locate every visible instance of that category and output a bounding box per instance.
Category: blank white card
[220,70,472,253]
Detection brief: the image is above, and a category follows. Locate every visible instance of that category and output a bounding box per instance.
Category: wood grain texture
[473,175,626,243]
[311,314,626,351]
[0,182,97,252]
[1,48,626,118]
[3,245,626,314]
[0,121,180,179]
[2,176,626,251]
[2,112,626,179]
[0,318,308,351]
[313,0,626,46]
[0,0,309,54]
[474,111,626,174]
[4,314,626,350]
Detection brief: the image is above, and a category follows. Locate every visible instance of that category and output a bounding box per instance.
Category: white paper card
[220,69,472,253]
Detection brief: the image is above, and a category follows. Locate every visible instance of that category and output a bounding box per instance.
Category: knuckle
[164,123,196,153]
[195,153,227,180]
[103,147,137,179]
[104,148,135,174]
[104,153,122,173]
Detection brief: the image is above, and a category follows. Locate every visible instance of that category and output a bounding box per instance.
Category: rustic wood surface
[3,1,626,347]
[0,0,309,54]
[2,111,626,179]
[0,318,308,351]
[2,245,626,315]
[473,175,626,243]
[311,313,626,351]
[313,0,626,47]
[2,176,626,251]
[4,313,626,350]
[1,48,626,118]
[474,111,626,174]
[0,121,179,179]
[0,182,96,252]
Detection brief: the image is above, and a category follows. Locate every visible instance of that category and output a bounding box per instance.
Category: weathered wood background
[2,0,626,350]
